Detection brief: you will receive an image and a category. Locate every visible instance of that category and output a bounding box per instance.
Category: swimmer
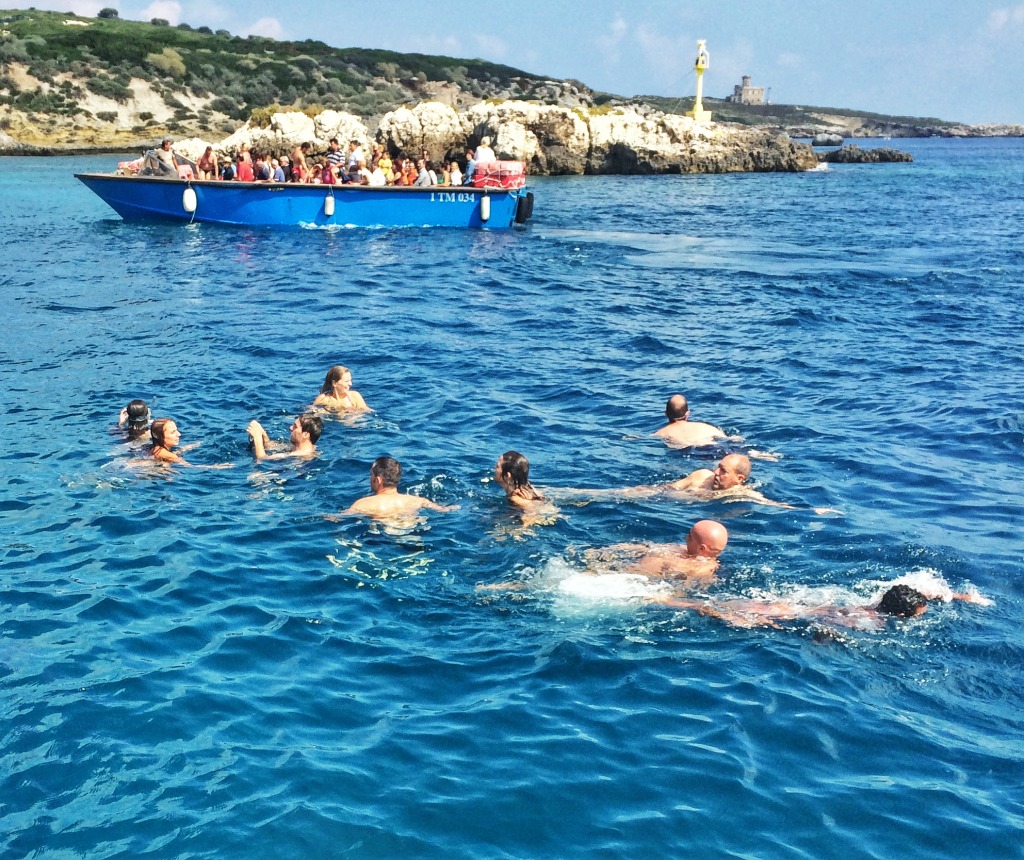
[148,418,230,468]
[494,451,560,527]
[660,583,991,630]
[246,413,322,461]
[653,394,734,448]
[584,519,729,583]
[119,399,151,441]
[558,454,839,514]
[342,456,457,520]
[312,365,371,412]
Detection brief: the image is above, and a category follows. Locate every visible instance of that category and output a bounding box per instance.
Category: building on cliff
[727,76,766,106]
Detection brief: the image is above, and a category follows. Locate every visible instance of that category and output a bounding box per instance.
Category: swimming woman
[119,399,151,442]
[148,418,230,468]
[312,365,370,412]
[494,451,559,527]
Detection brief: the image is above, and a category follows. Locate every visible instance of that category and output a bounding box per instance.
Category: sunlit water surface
[2,139,1023,859]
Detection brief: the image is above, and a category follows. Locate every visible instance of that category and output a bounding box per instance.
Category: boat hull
[74,174,530,229]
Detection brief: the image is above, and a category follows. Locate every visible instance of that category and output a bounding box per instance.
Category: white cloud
[595,14,629,63]
[986,3,1024,34]
[140,0,180,24]
[245,17,284,40]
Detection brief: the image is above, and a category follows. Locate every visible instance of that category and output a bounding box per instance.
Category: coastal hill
[1,8,1019,167]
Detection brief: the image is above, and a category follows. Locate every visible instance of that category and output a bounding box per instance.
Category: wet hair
[124,399,150,438]
[320,365,351,395]
[370,456,402,489]
[150,418,173,449]
[297,413,323,444]
[497,450,544,500]
[877,585,928,618]
[665,395,690,421]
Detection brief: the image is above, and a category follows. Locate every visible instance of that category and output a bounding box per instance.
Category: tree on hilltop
[98,8,119,18]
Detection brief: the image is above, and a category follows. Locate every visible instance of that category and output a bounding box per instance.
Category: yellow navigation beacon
[687,39,712,123]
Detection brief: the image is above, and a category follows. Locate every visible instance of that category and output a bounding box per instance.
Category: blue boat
[74,173,534,229]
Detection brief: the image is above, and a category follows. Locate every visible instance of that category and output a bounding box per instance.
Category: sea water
[1,139,1022,859]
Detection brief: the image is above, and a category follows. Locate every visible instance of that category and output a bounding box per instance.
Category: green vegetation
[0,7,967,138]
[640,95,963,131]
[0,8,556,121]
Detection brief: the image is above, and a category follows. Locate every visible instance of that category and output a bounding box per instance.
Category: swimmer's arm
[118,408,128,427]
[348,390,372,411]
[421,499,459,513]
[178,441,201,454]
[246,420,271,461]
[952,591,994,606]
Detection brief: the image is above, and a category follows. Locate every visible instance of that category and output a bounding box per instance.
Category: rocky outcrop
[819,145,913,163]
[812,132,844,146]
[189,101,819,175]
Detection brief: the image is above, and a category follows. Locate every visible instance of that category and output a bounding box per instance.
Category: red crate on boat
[472,160,526,189]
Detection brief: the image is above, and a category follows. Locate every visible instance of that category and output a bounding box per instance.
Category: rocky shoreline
[3,102,825,174]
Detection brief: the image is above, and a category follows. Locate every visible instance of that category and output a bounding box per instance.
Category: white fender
[480,194,491,222]
[182,186,197,214]
[324,194,335,217]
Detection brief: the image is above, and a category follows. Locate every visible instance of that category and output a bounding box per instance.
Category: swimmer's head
[713,454,750,490]
[124,399,150,437]
[685,519,728,558]
[291,413,323,445]
[150,418,179,449]
[665,394,690,422]
[321,365,352,395]
[495,450,531,490]
[877,585,928,618]
[370,456,402,490]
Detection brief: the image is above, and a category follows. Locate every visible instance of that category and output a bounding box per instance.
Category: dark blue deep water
[2,139,1023,859]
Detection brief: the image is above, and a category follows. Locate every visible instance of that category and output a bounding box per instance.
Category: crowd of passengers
[192,135,498,186]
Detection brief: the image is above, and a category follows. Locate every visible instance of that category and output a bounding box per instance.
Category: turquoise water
[2,140,1023,858]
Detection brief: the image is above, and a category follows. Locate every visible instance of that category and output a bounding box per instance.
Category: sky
[8,0,1024,124]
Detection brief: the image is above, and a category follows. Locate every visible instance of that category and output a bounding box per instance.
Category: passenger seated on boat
[220,161,235,181]
[196,146,218,180]
[271,158,285,182]
[313,365,371,412]
[449,160,463,186]
[378,152,394,182]
[414,158,433,186]
[308,163,323,184]
[235,153,254,182]
[149,137,178,176]
[321,158,337,185]
[369,160,387,186]
[462,150,476,185]
[253,154,271,181]
[474,136,497,164]
[355,160,372,185]
[278,155,291,181]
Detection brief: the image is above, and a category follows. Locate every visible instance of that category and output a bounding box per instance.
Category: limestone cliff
[165,101,819,175]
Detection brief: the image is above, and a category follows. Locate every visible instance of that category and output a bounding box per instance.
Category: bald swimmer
[584,519,729,583]
[653,394,731,448]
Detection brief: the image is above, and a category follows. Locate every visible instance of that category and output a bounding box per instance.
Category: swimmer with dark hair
[246,414,322,461]
[148,418,230,468]
[659,582,991,629]
[313,365,370,412]
[653,394,733,448]
[494,451,560,527]
[341,456,457,520]
[119,399,151,441]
